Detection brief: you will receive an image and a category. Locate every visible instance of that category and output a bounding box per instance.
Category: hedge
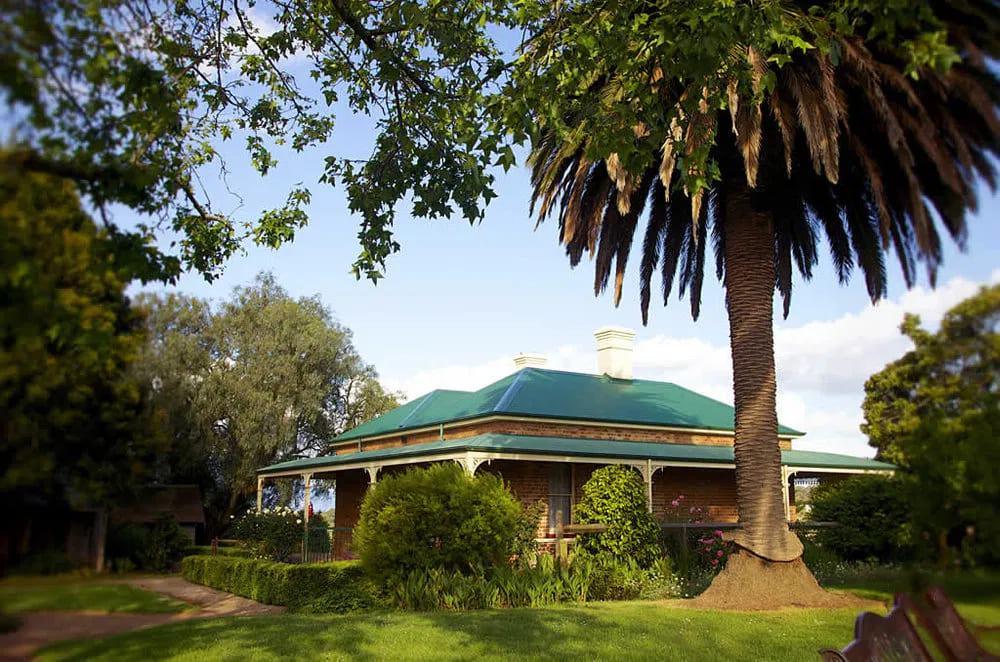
[181,556,379,613]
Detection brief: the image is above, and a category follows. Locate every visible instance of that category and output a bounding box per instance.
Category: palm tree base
[690,550,873,610]
[728,525,803,562]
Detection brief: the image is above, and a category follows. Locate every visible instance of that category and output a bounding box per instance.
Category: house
[111,484,206,542]
[256,328,893,557]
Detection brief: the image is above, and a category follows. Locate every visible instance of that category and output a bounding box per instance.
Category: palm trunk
[722,180,802,562]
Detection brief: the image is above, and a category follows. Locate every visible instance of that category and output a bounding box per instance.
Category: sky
[62,18,999,461]
[129,132,1000,461]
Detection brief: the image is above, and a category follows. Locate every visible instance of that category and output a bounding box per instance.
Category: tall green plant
[574,466,662,567]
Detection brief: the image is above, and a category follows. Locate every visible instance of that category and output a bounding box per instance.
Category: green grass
[0,583,191,614]
[36,602,871,662]
[34,572,1000,661]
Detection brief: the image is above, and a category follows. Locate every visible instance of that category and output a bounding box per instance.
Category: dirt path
[0,577,283,661]
[121,577,284,618]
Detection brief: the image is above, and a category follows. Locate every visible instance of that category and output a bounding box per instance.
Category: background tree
[136,274,400,535]
[862,285,1000,564]
[1,164,164,514]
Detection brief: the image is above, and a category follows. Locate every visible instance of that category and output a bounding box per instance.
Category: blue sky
[72,22,994,460]
[128,107,999,461]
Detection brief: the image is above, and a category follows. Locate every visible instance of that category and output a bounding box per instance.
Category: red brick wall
[483,460,551,537]
[333,469,367,530]
[484,461,745,535]
[331,418,793,455]
[653,467,739,522]
[334,459,793,548]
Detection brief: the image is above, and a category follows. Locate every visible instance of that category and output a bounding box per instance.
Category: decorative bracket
[364,466,381,484]
[454,455,487,476]
[630,460,663,484]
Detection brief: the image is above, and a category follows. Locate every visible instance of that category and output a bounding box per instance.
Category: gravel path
[0,577,283,661]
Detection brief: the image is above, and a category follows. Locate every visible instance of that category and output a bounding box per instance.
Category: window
[548,464,571,528]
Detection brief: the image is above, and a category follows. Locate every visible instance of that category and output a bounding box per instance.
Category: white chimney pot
[513,353,548,370]
[594,326,636,379]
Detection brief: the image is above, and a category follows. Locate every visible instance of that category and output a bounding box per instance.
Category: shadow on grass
[38,601,870,662]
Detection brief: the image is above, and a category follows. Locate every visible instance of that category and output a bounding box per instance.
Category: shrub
[305,513,331,555]
[9,551,76,576]
[108,516,190,571]
[354,463,529,582]
[138,514,191,571]
[107,522,148,568]
[180,555,378,613]
[231,507,303,562]
[809,475,914,562]
[584,555,680,601]
[574,465,663,567]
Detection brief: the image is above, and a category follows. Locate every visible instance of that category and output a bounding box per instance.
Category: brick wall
[333,469,367,530]
[484,460,747,535]
[330,458,797,555]
[653,467,739,522]
[331,417,793,455]
[482,460,551,537]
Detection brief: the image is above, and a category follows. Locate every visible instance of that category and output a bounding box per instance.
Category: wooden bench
[906,585,999,662]
[821,586,998,662]
[819,595,933,661]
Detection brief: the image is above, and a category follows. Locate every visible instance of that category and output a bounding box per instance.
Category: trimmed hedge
[181,556,378,613]
[185,545,252,558]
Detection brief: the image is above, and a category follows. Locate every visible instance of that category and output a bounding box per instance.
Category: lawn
[0,583,191,614]
[30,572,1000,661]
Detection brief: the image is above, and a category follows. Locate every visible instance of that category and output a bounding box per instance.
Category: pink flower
[712,560,719,565]
[717,550,724,557]
[678,495,685,500]
[671,500,679,507]
[694,520,702,525]
[714,529,723,537]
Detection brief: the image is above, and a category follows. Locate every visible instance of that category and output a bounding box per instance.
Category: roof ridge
[492,369,531,413]
[396,390,442,428]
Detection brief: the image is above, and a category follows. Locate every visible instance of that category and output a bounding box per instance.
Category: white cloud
[382,273,997,459]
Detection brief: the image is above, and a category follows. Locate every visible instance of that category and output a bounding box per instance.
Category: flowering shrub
[659,494,734,595]
[232,507,304,562]
[696,529,733,570]
[661,494,706,525]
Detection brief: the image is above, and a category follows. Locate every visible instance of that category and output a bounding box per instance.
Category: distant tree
[135,274,400,535]
[809,475,913,563]
[0,166,164,507]
[862,285,1000,564]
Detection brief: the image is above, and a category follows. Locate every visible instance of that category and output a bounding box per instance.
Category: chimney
[513,353,548,370]
[595,326,636,379]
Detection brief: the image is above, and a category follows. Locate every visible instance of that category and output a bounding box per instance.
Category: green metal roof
[258,433,894,475]
[335,367,804,442]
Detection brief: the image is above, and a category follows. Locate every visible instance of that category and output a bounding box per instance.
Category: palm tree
[528,2,998,576]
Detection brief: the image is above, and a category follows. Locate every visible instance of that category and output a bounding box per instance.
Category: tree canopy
[135,273,400,533]
[0,165,165,508]
[862,284,1000,563]
[4,0,987,285]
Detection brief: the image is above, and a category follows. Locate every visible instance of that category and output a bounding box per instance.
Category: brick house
[256,328,892,555]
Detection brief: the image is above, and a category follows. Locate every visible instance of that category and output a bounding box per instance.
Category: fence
[302,526,354,563]
[552,511,836,563]
[209,527,355,563]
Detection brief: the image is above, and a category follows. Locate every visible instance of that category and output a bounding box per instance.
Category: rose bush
[231,507,303,562]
